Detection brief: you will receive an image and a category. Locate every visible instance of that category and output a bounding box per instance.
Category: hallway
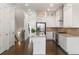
[1,40,66,55]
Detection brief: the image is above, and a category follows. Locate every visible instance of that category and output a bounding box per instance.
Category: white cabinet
[58,34,66,50]
[46,32,53,40]
[0,4,15,54]
[9,8,15,47]
[0,7,10,52]
[66,37,79,54]
[72,4,79,27]
[46,32,56,41]
[37,12,56,27]
[63,4,72,27]
[63,4,79,28]
[58,34,79,54]
[55,8,63,27]
[0,35,6,53]
[46,15,56,27]
[0,36,3,53]
[31,36,46,55]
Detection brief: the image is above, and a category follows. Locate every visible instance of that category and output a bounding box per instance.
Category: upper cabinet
[63,3,79,28]
[63,4,72,27]
[55,7,63,27]
[46,15,56,27]
[63,4,73,27]
[72,4,79,27]
[36,11,56,27]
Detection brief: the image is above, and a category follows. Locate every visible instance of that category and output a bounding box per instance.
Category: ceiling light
[25,3,28,6]
[49,4,53,7]
[47,8,50,11]
[28,9,31,11]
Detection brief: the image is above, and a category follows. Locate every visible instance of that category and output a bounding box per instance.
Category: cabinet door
[63,4,72,27]
[46,16,56,27]
[58,35,63,47]
[55,15,61,27]
[72,4,79,27]
[67,37,79,54]
[0,6,15,54]
[4,8,10,50]
[62,36,66,51]
[5,33,10,50]
[1,34,8,52]
[0,8,8,53]
[55,8,63,27]
[0,34,9,53]
[9,8,15,47]
[58,34,66,50]
[0,36,4,54]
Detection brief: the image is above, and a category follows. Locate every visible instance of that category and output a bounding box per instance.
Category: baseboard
[0,50,7,55]
[0,45,15,55]
[57,45,68,55]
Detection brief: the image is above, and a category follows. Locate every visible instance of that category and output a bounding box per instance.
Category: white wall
[15,7,24,33]
[15,7,24,40]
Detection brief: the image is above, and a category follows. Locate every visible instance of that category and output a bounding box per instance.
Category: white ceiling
[6,3,63,13]
[25,3,63,12]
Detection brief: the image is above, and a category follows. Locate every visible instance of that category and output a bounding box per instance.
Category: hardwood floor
[1,40,66,55]
[46,40,66,55]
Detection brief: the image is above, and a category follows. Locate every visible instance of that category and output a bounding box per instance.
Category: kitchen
[0,3,79,55]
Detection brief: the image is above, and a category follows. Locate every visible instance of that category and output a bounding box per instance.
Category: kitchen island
[29,33,46,55]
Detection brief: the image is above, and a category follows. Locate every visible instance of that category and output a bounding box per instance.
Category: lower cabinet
[0,33,15,54]
[0,33,9,54]
[9,32,15,48]
[46,32,53,40]
[46,32,56,41]
[58,34,66,51]
[0,35,4,54]
[66,37,79,54]
[58,34,79,54]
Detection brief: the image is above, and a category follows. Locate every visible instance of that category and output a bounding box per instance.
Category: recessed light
[25,3,28,6]
[28,9,31,11]
[47,8,50,11]
[49,4,53,7]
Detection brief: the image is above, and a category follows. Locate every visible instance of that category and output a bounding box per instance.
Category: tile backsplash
[46,27,79,36]
[58,28,79,36]
[67,29,79,36]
